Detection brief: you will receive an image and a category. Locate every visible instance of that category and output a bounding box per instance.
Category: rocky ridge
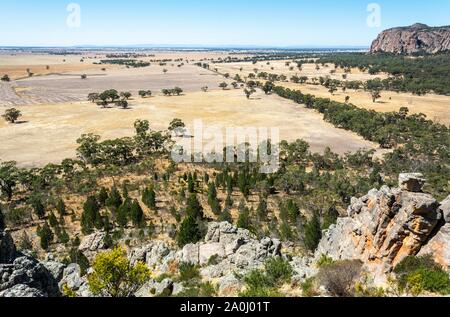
[1,173,449,297]
[370,23,450,54]
[315,173,450,283]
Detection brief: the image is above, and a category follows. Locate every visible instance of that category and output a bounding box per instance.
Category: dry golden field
[2,52,448,169]
[0,89,377,167]
[215,60,450,125]
[279,82,450,125]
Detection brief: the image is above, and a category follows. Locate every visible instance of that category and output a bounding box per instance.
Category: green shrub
[264,257,293,285]
[176,216,202,247]
[177,282,218,297]
[316,254,335,268]
[155,273,173,283]
[239,258,293,298]
[178,262,201,283]
[207,254,220,266]
[394,255,450,295]
[239,269,282,297]
[301,278,318,297]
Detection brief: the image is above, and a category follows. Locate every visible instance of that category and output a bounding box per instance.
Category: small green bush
[316,254,335,268]
[394,255,450,295]
[264,257,293,285]
[178,262,201,282]
[207,254,220,266]
[301,278,318,297]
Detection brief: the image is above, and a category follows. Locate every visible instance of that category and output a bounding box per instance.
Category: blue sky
[0,0,449,47]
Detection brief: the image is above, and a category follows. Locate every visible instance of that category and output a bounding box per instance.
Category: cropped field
[280,82,450,125]
[0,65,230,107]
[215,60,450,125]
[0,89,377,167]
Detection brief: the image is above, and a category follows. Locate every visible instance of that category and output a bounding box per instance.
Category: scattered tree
[177,215,202,247]
[2,108,22,123]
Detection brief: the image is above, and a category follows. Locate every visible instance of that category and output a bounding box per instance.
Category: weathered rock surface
[130,222,283,296]
[418,223,450,268]
[370,23,450,55]
[79,231,107,255]
[131,222,282,280]
[0,256,61,297]
[0,284,45,297]
[398,173,426,192]
[315,175,443,274]
[0,229,67,297]
[43,261,66,281]
[440,195,450,223]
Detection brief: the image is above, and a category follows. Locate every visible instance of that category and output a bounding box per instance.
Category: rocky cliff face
[315,173,450,281]
[370,23,450,54]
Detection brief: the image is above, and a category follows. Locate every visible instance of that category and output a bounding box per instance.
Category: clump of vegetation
[393,255,450,296]
[300,277,319,297]
[177,215,202,247]
[162,87,183,96]
[178,262,201,283]
[98,59,150,68]
[273,86,449,199]
[318,53,450,95]
[36,222,54,250]
[239,257,292,297]
[87,246,151,297]
[316,259,363,297]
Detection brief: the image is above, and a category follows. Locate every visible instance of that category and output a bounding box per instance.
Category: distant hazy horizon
[1,0,449,47]
[0,45,370,50]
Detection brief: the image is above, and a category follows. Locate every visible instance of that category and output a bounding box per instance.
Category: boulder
[135,278,174,297]
[290,257,317,282]
[58,264,84,291]
[398,173,426,192]
[0,284,45,297]
[129,241,173,270]
[439,195,450,223]
[218,274,244,297]
[78,231,107,253]
[0,256,60,297]
[43,261,66,281]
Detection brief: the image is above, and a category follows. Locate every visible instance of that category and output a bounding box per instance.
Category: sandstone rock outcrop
[370,23,450,55]
[315,174,444,275]
[417,195,450,268]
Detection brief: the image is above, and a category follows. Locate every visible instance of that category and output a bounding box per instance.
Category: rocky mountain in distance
[370,23,450,54]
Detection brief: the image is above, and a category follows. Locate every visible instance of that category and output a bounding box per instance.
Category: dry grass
[215,60,450,125]
[214,60,388,83]
[0,89,377,167]
[279,82,450,125]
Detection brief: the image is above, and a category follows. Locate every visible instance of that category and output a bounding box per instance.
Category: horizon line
[0,44,370,50]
